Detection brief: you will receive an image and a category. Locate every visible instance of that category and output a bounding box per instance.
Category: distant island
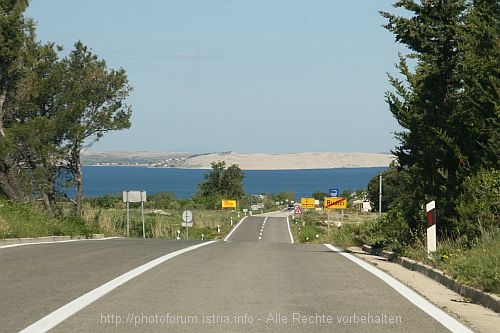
[81,151,395,170]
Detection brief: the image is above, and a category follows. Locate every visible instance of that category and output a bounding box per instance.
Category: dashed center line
[258,217,268,241]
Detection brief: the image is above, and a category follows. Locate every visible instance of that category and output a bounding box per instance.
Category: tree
[57,42,132,216]
[459,0,500,171]
[0,3,133,218]
[367,163,411,212]
[0,0,31,200]
[381,0,472,234]
[195,161,245,209]
[312,191,328,201]
[381,0,499,237]
[0,1,65,212]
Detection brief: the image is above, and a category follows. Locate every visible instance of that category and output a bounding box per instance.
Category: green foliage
[312,191,328,200]
[380,0,500,238]
[440,229,500,293]
[194,161,245,209]
[271,191,295,203]
[146,192,177,210]
[0,198,96,239]
[455,169,500,241]
[297,224,321,243]
[368,208,415,254]
[0,3,133,217]
[87,194,121,209]
[367,163,411,212]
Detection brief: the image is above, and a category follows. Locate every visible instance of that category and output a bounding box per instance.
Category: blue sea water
[79,166,387,200]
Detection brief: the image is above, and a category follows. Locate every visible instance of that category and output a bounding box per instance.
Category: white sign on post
[123,191,147,238]
[123,191,146,203]
[182,210,193,240]
[182,210,193,227]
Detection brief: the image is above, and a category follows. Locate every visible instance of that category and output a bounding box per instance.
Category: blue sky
[26,0,405,153]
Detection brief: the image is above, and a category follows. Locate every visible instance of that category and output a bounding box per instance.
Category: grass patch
[82,204,237,240]
[290,209,380,245]
[0,199,97,239]
[434,229,500,294]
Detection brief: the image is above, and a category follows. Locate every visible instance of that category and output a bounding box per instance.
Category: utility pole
[379,172,382,218]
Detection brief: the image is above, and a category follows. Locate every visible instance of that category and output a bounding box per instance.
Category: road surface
[0,213,473,332]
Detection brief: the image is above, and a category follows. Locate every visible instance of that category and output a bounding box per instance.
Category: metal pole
[183,210,189,240]
[379,172,382,218]
[141,200,145,238]
[126,200,130,237]
[327,210,330,233]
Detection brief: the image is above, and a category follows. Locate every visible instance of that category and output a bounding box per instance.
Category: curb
[361,245,500,314]
[0,234,105,247]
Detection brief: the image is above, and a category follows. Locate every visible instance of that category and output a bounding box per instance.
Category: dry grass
[81,205,237,240]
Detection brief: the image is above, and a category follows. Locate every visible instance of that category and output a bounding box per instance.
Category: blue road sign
[329,188,339,197]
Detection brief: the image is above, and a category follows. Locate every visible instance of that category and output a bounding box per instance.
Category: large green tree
[367,162,411,213]
[195,161,245,209]
[0,1,133,217]
[381,0,499,236]
[57,42,132,216]
[459,0,500,170]
[8,39,64,214]
[0,0,31,201]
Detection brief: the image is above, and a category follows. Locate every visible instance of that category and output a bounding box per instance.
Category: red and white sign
[294,205,303,215]
[426,201,436,256]
[324,197,347,209]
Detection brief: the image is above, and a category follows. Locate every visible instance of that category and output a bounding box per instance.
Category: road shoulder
[348,246,500,333]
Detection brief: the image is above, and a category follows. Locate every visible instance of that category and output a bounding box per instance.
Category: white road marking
[0,237,121,249]
[20,241,216,333]
[286,216,294,243]
[258,217,269,241]
[324,244,473,333]
[223,217,248,241]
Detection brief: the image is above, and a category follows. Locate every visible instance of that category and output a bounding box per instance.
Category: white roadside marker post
[426,201,437,258]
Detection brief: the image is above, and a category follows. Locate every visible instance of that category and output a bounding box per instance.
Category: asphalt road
[1,213,472,332]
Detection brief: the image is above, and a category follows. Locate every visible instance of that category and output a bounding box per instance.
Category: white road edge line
[0,237,122,249]
[20,241,216,333]
[286,215,294,244]
[223,216,248,242]
[324,244,473,333]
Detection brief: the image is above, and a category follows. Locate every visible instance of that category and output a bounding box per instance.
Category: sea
[77,166,387,200]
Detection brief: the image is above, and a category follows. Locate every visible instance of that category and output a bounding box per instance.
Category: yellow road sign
[301,197,315,209]
[324,197,347,209]
[221,200,237,208]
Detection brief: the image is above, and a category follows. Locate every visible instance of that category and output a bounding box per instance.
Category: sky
[26,0,406,154]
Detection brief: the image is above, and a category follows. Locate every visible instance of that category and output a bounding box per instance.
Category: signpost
[182,210,193,239]
[293,204,303,215]
[300,197,315,209]
[324,197,347,210]
[324,197,347,230]
[182,210,193,240]
[329,188,340,197]
[123,191,147,238]
[221,200,237,209]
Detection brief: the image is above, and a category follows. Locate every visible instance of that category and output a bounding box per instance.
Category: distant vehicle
[287,204,295,210]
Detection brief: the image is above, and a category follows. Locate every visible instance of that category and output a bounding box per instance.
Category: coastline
[82,151,395,170]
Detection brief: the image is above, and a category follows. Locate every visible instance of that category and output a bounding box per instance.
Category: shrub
[455,168,500,242]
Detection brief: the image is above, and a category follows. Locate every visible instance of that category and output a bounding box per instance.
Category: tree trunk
[0,88,6,137]
[40,169,61,217]
[0,171,23,201]
[41,192,55,216]
[72,144,84,217]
